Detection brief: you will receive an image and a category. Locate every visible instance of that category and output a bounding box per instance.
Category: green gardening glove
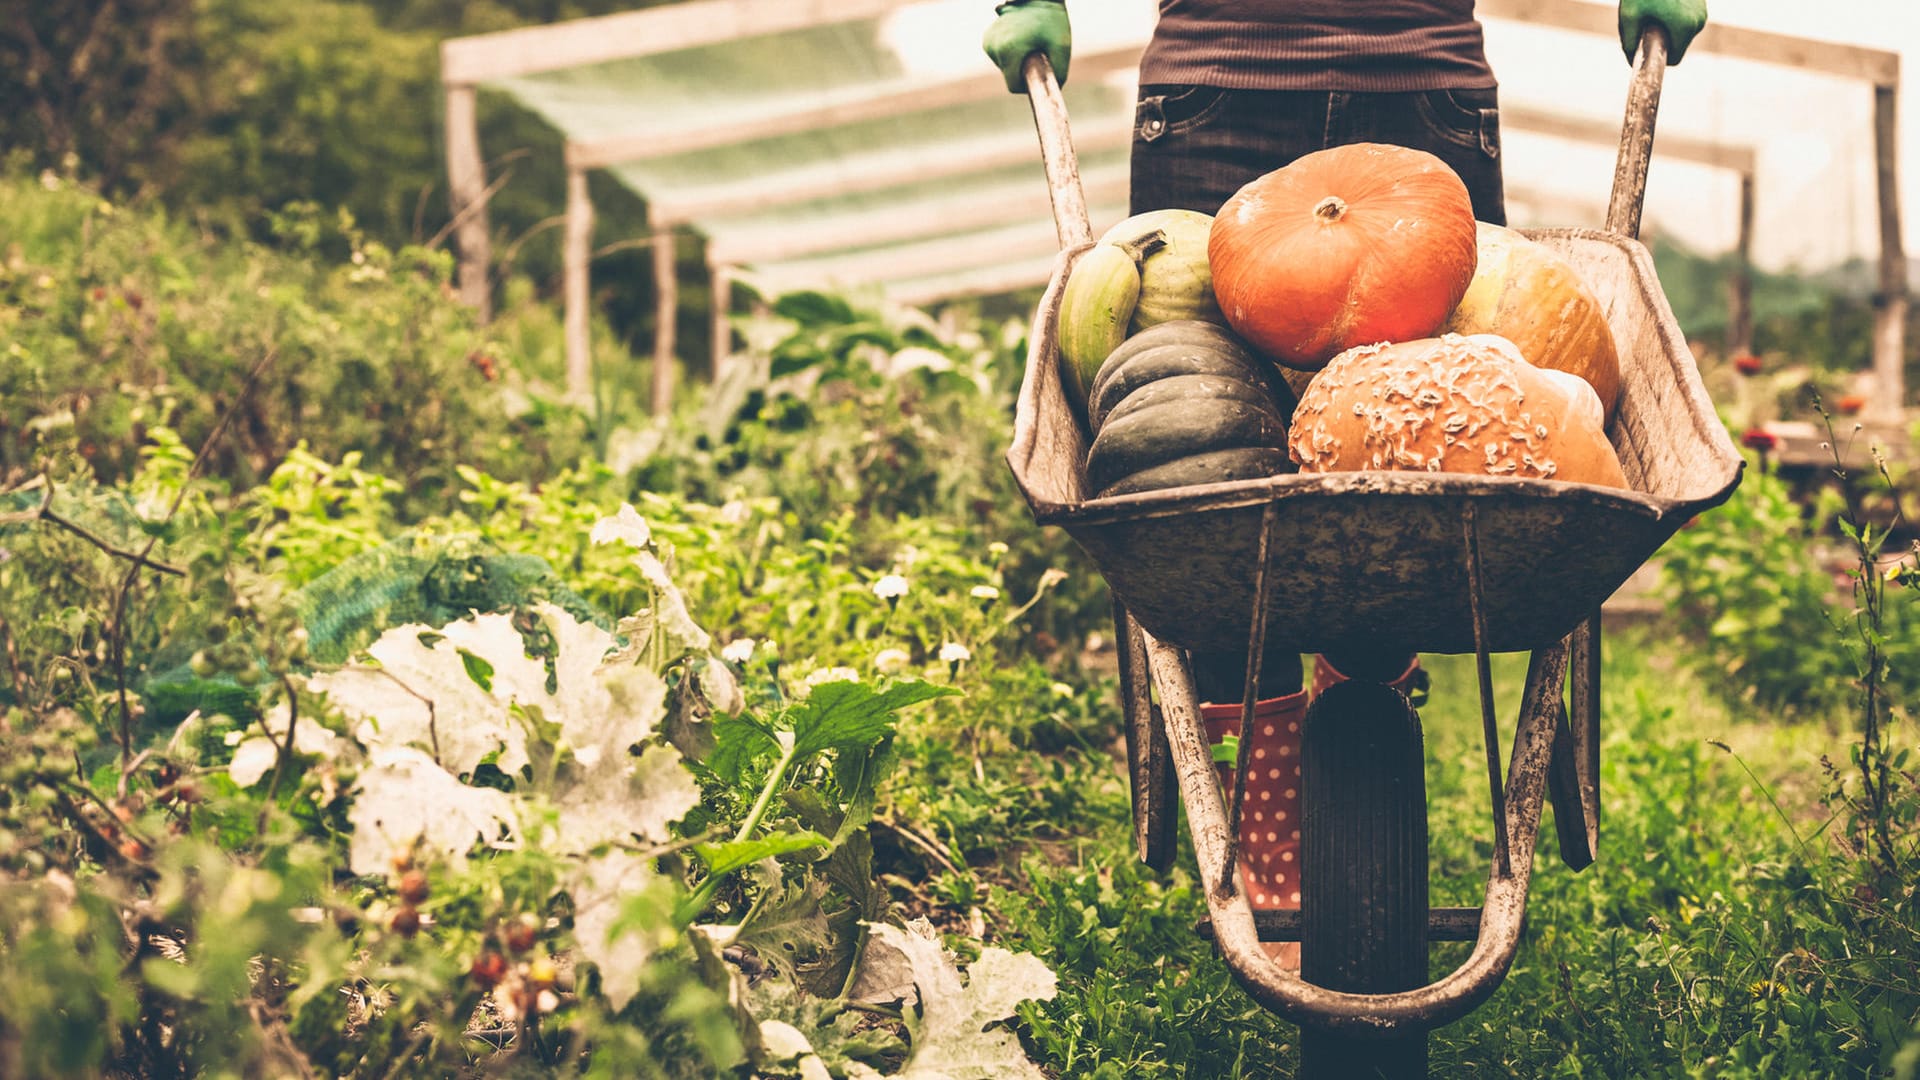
[1618,0,1707,64]
[983,0,1070,94]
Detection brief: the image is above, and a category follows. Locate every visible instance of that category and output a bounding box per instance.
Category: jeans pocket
[1136,84,1230,143]
[1415,88,1500,159]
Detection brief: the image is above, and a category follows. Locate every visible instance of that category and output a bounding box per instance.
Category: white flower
[872,574,910,601]
[885,346,954,376]
[969,585,1001,602]
[987,541,1010,556]
[874,648,912,674]
[803,666,860,689]
[938,642,971,664]
[1050,682,1075,698]
[721,638,756,664]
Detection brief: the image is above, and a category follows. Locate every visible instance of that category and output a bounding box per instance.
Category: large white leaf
[594,505,711,665]
[228,702,342,787]
[553,741,698,855]
[864,921,1058,1080]
[310,614,537,777]
[566,849,658,1011]
[347,746,518,875]
[543,644,698,854]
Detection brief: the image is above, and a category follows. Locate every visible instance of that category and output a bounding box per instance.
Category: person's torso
[1140,1,1495,92]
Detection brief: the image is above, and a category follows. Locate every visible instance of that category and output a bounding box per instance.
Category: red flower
[1732,354,1763,376]
[1835,394,1867,415]
[1740,428,1780,453]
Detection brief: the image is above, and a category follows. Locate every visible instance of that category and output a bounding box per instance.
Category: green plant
[1659,447,1860,715]
[0,173,600,504]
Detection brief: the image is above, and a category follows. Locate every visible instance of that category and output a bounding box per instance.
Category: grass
[958,628,1891,1078]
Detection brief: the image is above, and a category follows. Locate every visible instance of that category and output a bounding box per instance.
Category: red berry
[1836,394,1868,416]
[390,906,421,938]
[397,869,430,905]
[505,914,539,954]
[470,951,508,988]
[1733,354,1763,376]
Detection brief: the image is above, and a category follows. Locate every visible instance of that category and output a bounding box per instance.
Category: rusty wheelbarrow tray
[1004,31,1742,1042]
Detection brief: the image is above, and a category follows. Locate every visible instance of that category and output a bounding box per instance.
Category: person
[984,0,1708,962]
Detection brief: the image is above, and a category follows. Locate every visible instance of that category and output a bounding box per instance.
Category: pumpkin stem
[1312,196,1348,222]
[1117,228,1169,265]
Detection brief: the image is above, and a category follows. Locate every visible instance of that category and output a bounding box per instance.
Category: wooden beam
[1873,84,1907,419]
[563,167,594,398]
[710,261,734,382]
[441,0,910,86]
[1478,0,1899,86]
[705,167,1132,266]
[1503,103,1755,174]
[652,226,677,417]
[566,45,1141,171]
[651,116,1133,226]
[1728,172,1755,356]
[887,258,1061,307]
[444,84,492,319]
[748,213,1119,297]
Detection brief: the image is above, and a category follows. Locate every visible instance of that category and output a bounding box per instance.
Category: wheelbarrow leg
[1115,598,1176,871]
[1299,680,1429,1079]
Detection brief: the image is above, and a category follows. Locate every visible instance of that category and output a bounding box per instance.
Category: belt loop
[1322,91,1347,148]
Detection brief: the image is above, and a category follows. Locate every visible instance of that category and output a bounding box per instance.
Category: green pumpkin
[1084,321,1296,499]
[1098,209,1223,332]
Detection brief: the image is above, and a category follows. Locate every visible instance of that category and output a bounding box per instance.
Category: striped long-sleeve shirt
[1139,1,1495,91]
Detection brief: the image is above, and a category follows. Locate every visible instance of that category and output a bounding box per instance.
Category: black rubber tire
[1299,680,1430,1079]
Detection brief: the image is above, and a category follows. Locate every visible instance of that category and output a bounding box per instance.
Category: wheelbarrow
[1004,30,1743,1077]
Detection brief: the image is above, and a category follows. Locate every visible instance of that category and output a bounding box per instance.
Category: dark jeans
[1129,85,1506,223]
[1133,86,1503,699]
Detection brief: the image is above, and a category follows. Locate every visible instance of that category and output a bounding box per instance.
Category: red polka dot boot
[1201,689,1308,968]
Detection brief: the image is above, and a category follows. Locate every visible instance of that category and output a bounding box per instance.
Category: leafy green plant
[0,173,598,503]
[0,495,1066,1076]
[1655,439,1920,716]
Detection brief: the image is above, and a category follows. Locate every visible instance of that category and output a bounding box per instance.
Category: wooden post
[563,166,594,400]
[652,226,677,417]
[1728,171,1755,358]
[1873,84,1907,421]
[444,83,492,320]
[709,261,734,381]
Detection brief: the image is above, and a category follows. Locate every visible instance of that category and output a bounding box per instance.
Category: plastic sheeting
[478,0,1912,302]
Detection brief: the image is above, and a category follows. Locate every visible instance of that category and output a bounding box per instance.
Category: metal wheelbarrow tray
[1007,227,1741,659]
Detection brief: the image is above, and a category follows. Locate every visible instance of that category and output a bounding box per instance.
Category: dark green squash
[1084,321,1297,499]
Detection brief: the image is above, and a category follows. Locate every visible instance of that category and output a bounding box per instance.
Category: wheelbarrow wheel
[1300,680,1429,1078]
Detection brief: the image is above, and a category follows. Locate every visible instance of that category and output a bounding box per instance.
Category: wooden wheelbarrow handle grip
[1607,25,1671,239]
[1022,54,1094,248]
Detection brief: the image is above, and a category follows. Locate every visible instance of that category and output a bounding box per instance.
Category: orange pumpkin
[1208,143,1479,371]
[1440,223,1622,421]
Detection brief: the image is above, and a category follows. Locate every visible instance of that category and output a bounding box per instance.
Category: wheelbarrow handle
[1606,24,1671,240]
[1022,54,1095,248]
